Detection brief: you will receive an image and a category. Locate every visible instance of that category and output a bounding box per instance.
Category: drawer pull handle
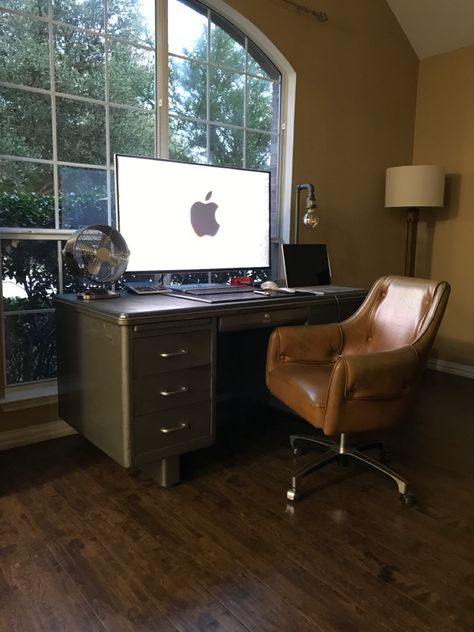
[160,385,189,397]
[160,421,189,434]
[160,348,189,358]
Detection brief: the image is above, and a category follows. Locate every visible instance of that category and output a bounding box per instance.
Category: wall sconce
[385,165,445,277]
[294,183,319,243]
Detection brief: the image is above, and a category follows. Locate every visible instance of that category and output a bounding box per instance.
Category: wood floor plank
[0,370,472,631]
[38,469,251,632]
[203,457,470,632]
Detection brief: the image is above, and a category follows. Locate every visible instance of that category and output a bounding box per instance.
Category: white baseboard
[427,358,474,379]
[0,420,77,452]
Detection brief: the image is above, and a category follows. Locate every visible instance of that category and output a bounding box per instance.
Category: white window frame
[0,0,295,402]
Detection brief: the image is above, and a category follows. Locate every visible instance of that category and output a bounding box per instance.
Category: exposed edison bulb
[303,208,319,228]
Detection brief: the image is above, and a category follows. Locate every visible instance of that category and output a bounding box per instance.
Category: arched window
[0,0,294,387]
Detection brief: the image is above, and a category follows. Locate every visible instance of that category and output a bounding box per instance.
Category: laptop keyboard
[124,282,171,294]
[172,285,252,296]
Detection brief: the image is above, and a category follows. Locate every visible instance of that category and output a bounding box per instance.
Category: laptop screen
[282,244,331,287]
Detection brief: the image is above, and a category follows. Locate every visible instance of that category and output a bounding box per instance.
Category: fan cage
[64,224,130,285]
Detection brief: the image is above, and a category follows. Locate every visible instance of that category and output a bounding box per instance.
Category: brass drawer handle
[160,385,189,397]
[160,421,189,434]
[159,348,189,358]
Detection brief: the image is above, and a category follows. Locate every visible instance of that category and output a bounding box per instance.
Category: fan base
[78,288,120,300]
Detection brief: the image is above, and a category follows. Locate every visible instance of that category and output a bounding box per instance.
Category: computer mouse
[260,280,279,291]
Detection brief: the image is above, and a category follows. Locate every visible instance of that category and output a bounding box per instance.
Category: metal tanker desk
[54,289,366,486]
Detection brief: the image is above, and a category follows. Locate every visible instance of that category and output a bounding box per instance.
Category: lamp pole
[405,207,419,277]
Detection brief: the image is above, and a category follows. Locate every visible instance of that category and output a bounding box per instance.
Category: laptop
[282,244,363,294]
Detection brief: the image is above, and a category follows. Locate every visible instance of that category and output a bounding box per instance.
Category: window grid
[0,0,282,386]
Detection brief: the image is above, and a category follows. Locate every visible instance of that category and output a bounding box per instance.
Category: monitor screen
[115,155,271,274]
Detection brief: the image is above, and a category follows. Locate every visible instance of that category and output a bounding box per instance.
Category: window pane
[0,159,54,195]
[54,25,105,99]
[53,0,104,31]
[210,68,244,126]
[1,239,59,311]
[246,130,271,171]
[0,190,54,229]
[168,0,207,61]
[4,312,56,384]
[247,77,275,132]
[169,56,206,119]
[108,0,155,47]
[109,106,154,160]
[0,87,52,159]
[109,40,155,108]
[1,0,48,16]
[56,97,106,164]
[59,166,108,228]
[210,14,244,70]
[247,41,280,80]
[209,125,242,167]
[169,116,207,163]
[0,12,50,89]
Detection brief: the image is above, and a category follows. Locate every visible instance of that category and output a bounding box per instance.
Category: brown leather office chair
[266,275,450,504]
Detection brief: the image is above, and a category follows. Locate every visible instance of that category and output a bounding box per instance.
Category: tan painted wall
[413,45,474,365]
[1,0,420,432]
[226,0,418,286]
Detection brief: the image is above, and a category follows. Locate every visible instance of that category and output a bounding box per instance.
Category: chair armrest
[267,323,343,372]
[329,345,420,401]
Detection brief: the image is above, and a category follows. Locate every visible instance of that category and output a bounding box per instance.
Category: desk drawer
[133,365,211,416]
[133,330,211,376]
[219,307,309,332]
[133,400,212,460]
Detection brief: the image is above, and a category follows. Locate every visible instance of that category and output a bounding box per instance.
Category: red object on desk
[230,275,253,286]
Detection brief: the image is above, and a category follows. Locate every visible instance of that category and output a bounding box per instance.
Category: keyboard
[170,285,252,296]
[124,282,171,295]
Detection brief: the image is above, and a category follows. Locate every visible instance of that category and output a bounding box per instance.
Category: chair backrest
[342,275,450,362]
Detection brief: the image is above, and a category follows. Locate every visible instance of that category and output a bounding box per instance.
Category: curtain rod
[280,0,328,22]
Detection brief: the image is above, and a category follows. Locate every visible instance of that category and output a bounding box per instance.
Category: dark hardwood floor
[1,369,473,631]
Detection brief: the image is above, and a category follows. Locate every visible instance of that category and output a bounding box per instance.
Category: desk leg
[140,455,181,487]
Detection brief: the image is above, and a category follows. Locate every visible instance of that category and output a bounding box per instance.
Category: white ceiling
[386,0,474,59]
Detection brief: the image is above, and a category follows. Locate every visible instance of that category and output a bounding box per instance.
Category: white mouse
[260,280,279,290]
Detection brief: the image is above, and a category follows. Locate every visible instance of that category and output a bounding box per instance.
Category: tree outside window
[0,0,281,385]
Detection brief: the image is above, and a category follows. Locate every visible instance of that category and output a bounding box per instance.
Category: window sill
[0,380,58,413]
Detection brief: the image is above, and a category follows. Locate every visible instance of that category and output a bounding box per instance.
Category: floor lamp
[385,165,445,277]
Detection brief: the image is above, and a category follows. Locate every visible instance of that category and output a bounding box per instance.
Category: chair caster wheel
[400,492,416,506]
[293,447,304,457]
[287,488,299,502]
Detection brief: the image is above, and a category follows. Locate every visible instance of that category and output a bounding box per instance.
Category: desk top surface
[54,288,367,326]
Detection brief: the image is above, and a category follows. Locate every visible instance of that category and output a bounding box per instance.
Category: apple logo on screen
[190,191,220,237]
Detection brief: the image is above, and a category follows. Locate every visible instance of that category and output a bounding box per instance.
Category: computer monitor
[115,155,271,274]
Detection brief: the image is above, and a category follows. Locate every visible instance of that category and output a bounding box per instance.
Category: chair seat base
[287,433,416,506]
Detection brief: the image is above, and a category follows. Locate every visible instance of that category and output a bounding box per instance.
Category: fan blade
[87,258,103,277]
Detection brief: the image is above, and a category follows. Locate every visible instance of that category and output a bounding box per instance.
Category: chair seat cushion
[267,361,335,429]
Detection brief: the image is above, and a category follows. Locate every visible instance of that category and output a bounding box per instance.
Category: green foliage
[168,24,275,169]
[0,190,55,228]
[1,0,278,383]
[0,191,57,310]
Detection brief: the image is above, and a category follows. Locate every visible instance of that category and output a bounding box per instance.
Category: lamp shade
[385,165,445,208]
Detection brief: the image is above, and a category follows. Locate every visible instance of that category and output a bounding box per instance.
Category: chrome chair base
[287,433,416,506]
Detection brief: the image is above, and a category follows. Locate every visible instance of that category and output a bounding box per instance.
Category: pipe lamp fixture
[294,183,319,243]
[385,165,445,277]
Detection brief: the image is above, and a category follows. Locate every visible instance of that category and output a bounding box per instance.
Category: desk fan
[63,224,130,300]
